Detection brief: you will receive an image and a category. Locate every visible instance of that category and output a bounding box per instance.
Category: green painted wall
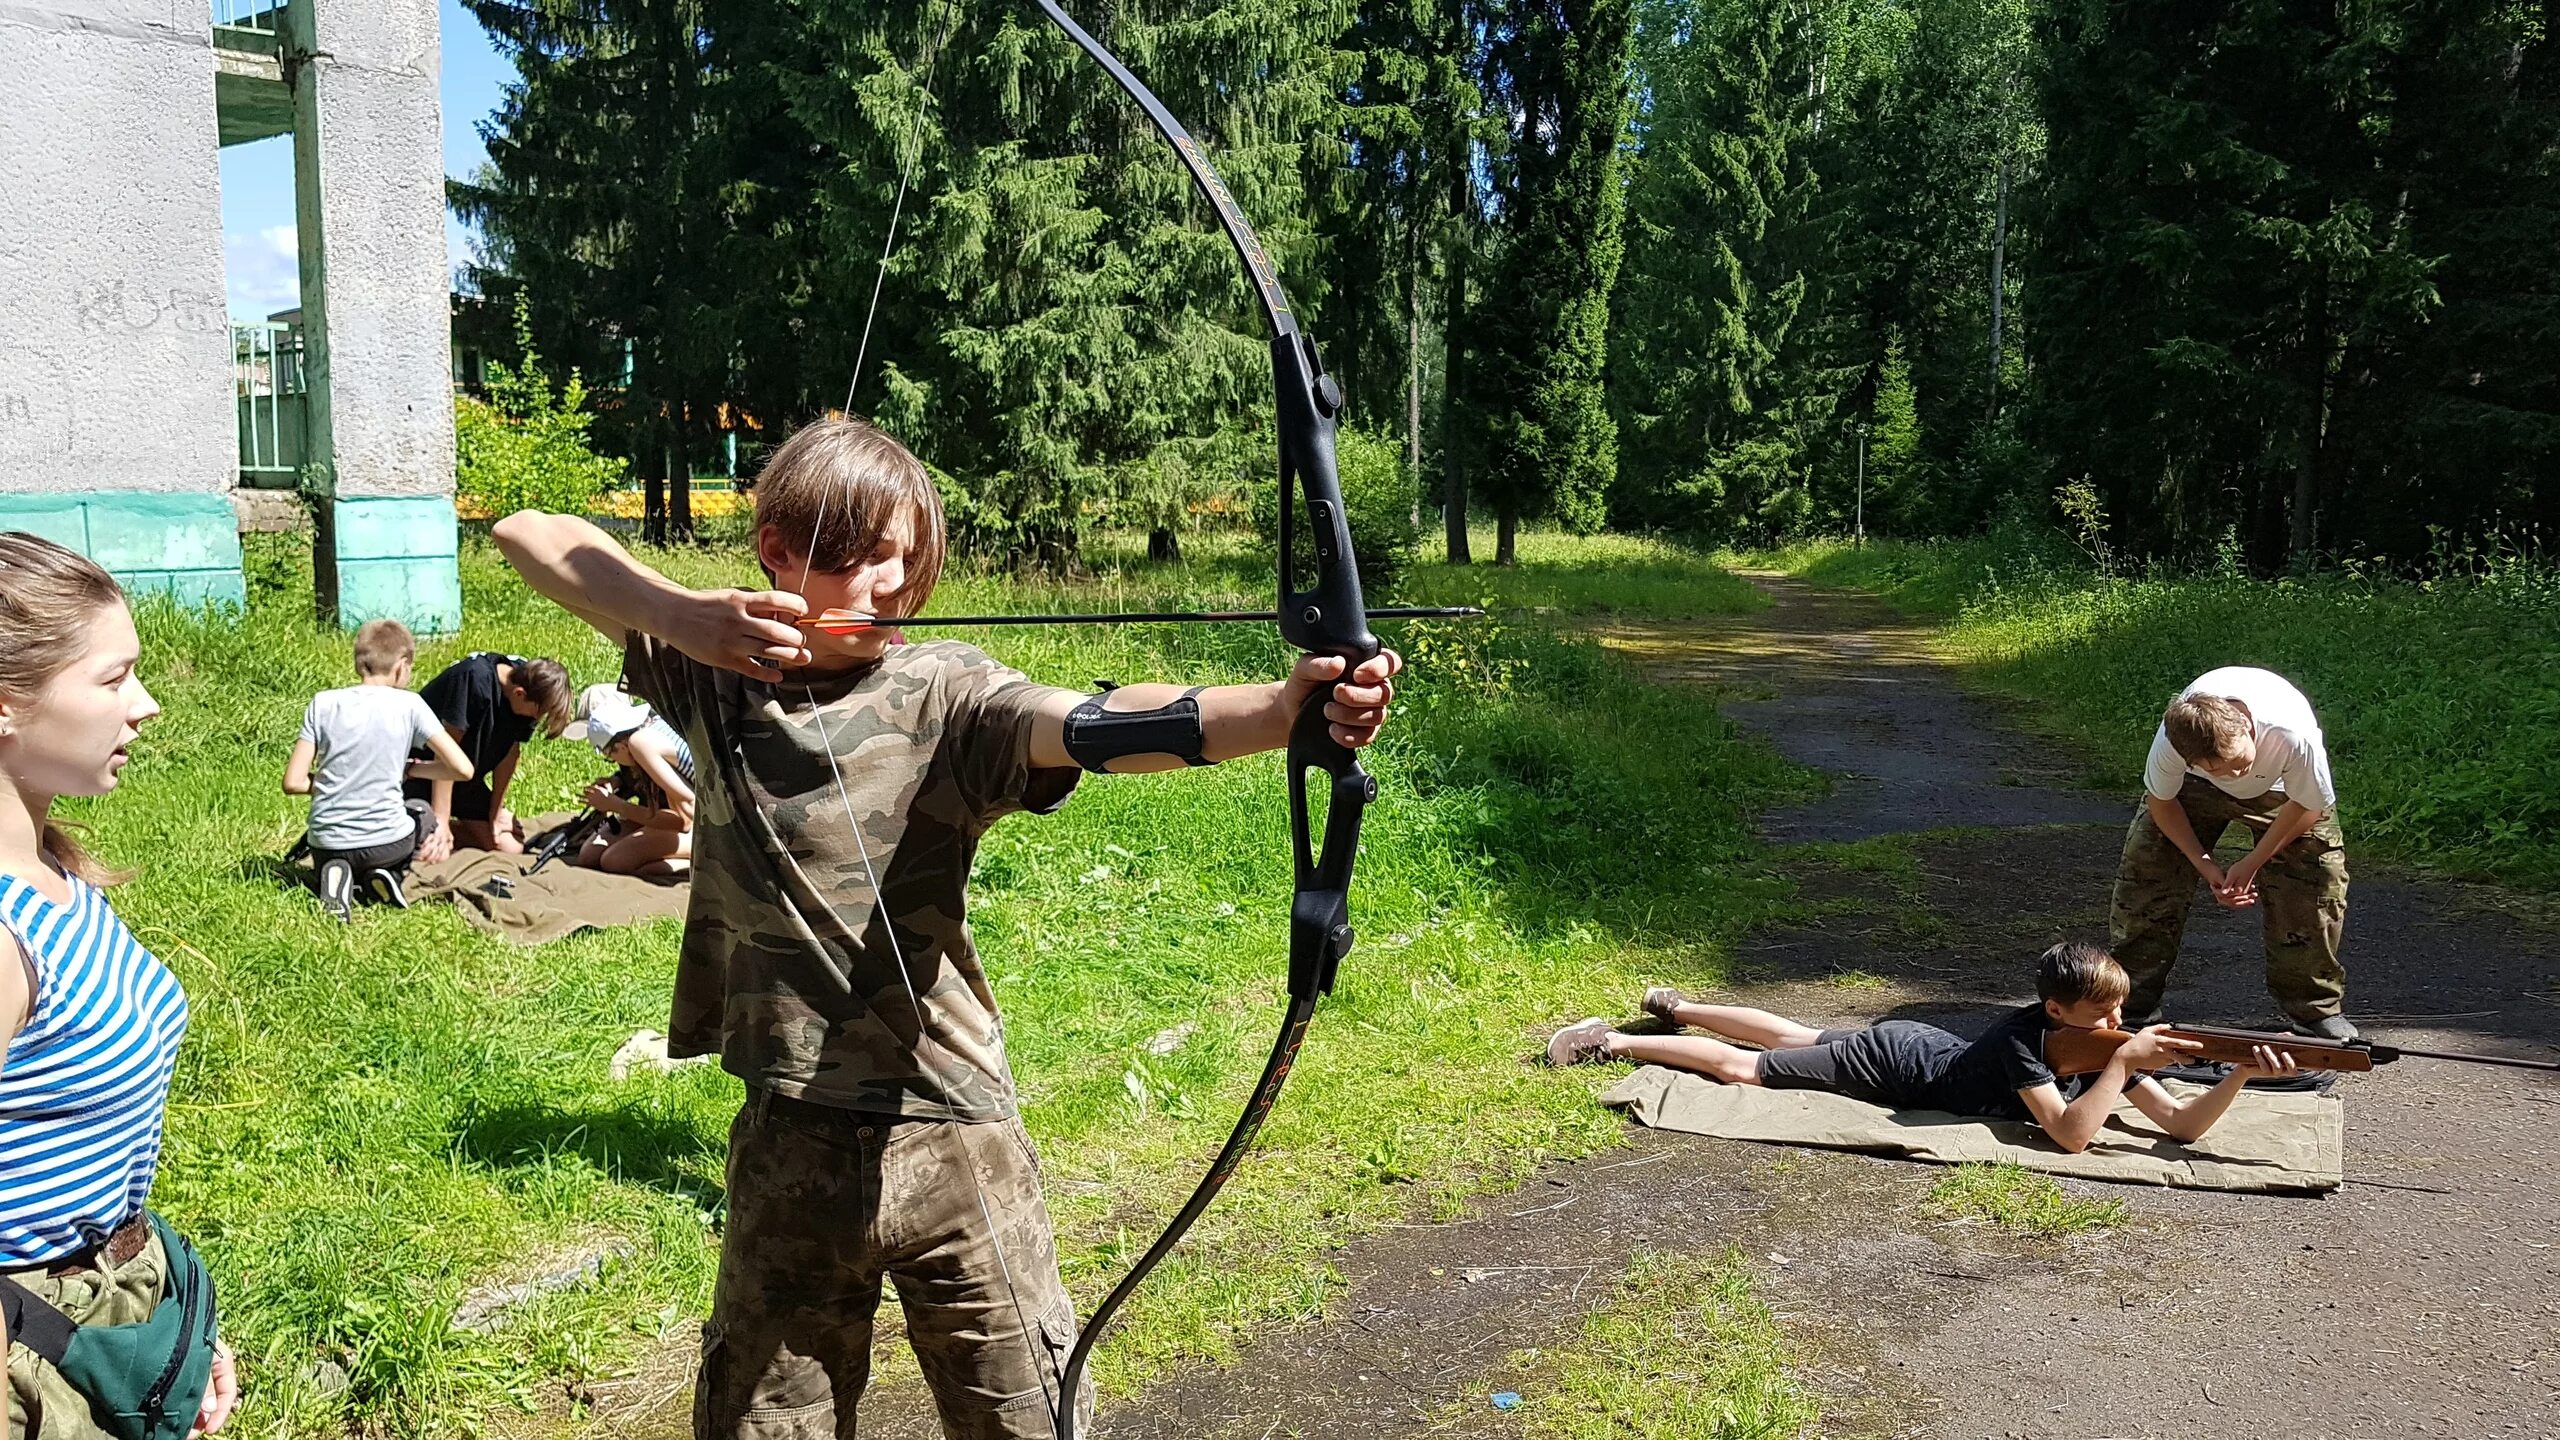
[324,495,462,633]
[0,492,246,608]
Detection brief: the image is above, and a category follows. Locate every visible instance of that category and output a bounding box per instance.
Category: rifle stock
[2046,1023,2378,1077]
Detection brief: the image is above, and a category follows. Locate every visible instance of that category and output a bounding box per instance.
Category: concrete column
[284,0,460,631]
[0,0,245,605]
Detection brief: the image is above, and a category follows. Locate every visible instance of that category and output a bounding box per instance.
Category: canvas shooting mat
[1601,1064,2343,1194]
[408,813,690,945]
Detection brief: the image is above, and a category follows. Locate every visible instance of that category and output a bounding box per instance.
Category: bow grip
[1286,692,1375,1001]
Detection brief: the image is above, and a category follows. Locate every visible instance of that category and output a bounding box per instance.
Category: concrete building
[0,0,461,630]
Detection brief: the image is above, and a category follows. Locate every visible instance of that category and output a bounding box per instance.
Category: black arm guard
[1064,686,1210,772]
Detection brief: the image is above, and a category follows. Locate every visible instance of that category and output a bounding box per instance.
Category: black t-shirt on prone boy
[1910,1003,2076,1120]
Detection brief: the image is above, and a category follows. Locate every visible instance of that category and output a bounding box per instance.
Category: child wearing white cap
[574,683,696,877]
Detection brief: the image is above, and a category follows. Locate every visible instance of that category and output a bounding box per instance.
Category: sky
[219,0,510,321]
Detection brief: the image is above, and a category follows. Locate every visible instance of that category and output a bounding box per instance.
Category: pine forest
[455,0,2560,573]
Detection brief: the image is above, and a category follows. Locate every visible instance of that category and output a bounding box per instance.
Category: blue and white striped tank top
[0,869,190,1266]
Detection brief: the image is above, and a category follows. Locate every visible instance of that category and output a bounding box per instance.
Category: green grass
[1751,535,2560,887]
[1411,529,1772,619]
[1921,1162,2126,1236]
[1491,1251,1819,1439]
[81,527,1813,1437]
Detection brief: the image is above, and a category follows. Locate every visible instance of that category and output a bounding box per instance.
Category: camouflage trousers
[696,1090,1092,1440]
[2108,776,2350,1025]
[6,1230,171,1440]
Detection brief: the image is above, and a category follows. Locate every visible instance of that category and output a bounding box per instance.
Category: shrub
[455,299,625,518]
[1250,425,1421,592]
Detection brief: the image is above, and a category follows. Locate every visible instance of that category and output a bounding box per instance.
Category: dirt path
[1092,570,2560,1439]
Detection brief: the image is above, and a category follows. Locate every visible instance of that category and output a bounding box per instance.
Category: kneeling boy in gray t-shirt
[283,620,473,918]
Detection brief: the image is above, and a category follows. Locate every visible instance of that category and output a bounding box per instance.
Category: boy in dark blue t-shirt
[1547,943,2297,1153]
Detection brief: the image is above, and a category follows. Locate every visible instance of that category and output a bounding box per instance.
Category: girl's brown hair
[0,531,132,886]
[750,419,947,615]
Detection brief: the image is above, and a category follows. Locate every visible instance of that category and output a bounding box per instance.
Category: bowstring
[797,1,1070,1432]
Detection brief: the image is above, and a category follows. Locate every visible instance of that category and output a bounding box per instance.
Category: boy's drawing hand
[669,588,815,681]
[419,820,453,865]
[1280,649,1403,749]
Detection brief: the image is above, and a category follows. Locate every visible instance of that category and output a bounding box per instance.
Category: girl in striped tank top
[1,533,237,1440]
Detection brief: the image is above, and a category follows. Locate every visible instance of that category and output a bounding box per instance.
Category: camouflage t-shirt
[624,633,1080,1121]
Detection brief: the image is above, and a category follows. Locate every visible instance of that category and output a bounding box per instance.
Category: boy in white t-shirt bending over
[283,620,474,920]
[2109,665,2354,1039]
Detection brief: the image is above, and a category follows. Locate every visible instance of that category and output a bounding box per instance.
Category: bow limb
[1028,5,1376,1436]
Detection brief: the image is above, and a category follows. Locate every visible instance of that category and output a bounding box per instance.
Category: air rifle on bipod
[2047,1022,2560,1077]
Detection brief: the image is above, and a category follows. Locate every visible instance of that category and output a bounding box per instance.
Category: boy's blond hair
[2163,693,2253,762]
[750,419,946,615]
[353,619,415,679]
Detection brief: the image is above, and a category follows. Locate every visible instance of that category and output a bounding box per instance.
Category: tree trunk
[2292,273,2335,568]
[1148,526,1182,563]
[1495,503,1518,566]
[641,432,667,548]
[670,434,694,543]
[1440,216,1472,566]
[1407,248,1424,529]
[1988,153,2010,418]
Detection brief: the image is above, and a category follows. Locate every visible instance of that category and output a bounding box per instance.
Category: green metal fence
[234,321,306,486]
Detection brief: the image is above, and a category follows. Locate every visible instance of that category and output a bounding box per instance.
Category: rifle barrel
[2378,1043,2560,1073]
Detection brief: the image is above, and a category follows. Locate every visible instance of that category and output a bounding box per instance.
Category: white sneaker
[318,858,355,923]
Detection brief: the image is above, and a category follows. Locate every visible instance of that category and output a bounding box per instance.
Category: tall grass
[1752,534,2560,887]
[78,528,1806,1436]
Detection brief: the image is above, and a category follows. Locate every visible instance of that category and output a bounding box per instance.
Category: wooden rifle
[2047,1022,2560,1077]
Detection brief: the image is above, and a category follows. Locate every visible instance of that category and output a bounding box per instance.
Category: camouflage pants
[6,1231,171,1440]
[2108,776,2350,1024]
[696,1091,1092,1440]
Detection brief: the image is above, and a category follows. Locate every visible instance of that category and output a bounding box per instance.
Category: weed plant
[1752,535,2560,886]
[78,528,1806,1436]
[1922,1162,2125,1236]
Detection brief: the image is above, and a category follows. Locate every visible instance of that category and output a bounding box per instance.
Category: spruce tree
[1475,0,1636,559]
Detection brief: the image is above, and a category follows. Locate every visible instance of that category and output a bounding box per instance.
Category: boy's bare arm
[407,729,473,784]
[282,736,316,795]
[2023,1028,2201,1152]
[492,510,812,681]
[1023,651,1403,772]
[2128,1042,2299,1142]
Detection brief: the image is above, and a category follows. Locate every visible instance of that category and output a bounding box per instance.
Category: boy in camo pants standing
[493,420,1403,1440]
[2110,665,2356,1040]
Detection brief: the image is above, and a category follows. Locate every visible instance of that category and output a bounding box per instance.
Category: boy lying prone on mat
[1546,943,2300,1153]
